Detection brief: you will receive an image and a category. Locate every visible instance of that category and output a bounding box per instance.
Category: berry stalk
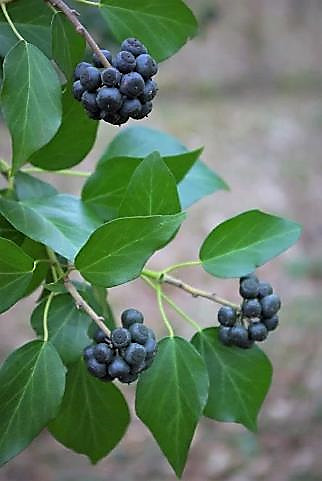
[45,0,112,68]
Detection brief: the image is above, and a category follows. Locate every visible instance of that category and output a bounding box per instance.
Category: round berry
[113,51,136,73]
[129,323,149,344]
[93,343,114,363]
[257,282,273,298]
[73,61,91,80]
[72,80,85,101]
[131,360,146,374]
[135,54,158,79]
[83,345,95,361]
[111,327,131,348]
[80,66,101,91]
[108,356,130,378]
[242,299,262,318]
[248,322,268,341]
[132,101,152,119]
[217,306,237,327]
[121,38,148,57]
[85,108,102,120]
[239,277,259,299]
[121,308,144,328]
[101,67,122,87]
[119,371,139,384]
[92,49,112,68]
[218,326,232,346]
[120,72,145,98]
[260,294,281,318]
[230,325,250,348]
[124,342,146,365]
[96,87,123,113]
[102,110,129,126]
[120,98,142,118]
[81,91,99,113]
[239,273,258,284]
[93,327,108,344]
[86,357,107,378]
[147,328,156,340]
[139,79,158,103]
[144,337,158,359]
[262,314,279,331]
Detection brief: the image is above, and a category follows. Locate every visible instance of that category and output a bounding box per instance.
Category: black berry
[72,80,85,101]
[74,61,91,80]
[113,51,136,73]
[93,343,114,363]
[144,337,157,359]
[248,322,268,341]
[262,315,279,331]
[242,299,262,318]
[119,372,139,384]
[93,49,112,68]
[81,91,99,113]
[260,294,281,318]
[93,327,108,344]
[124,342,146,365]
[230,325,251,348]
[101,67,122,87]
[120,72,145,98]
[120,98,142,118]
[96,87,123,112]
[86,357,107,378]
[132,101,153,119]
[102,110,129,126]
[240,273,258,284]
[129,323,149,344]
[217,306,237,327]
[135,54,158,79]
[257,281,273,298]
[80,66,101,91]
[218,326,233,346]
[108,356,130,378]
[121,308,144,328]
[83,345,94,361]
[121,38,148,57]
[139,79,158,103]
[239,277,259,299]
[111,327,131,348]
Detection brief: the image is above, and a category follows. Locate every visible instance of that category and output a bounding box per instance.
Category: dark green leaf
[29,87,98,170]
[76,213,185,287]
[0,0,53,57]
[100,0,198,62]
[15,172,57,201]
[0,340,66,465]
[31,294,92,365]
[1,41,62,173]
[0,237,34,313]
[136,336,209,477]
[49,358,130,463]
[20,238,49,296]
[52,12,85,80]
[178,161,229,209]
[200,210,302,278]
[119,152,181,217]
[0,215,24,245]
[191,328,273,431]
[0,195,102,260]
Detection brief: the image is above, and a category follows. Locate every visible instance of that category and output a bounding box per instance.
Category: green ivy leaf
[76,213,185,287]
[29,87,99,170]
[136,337,209,477]
[31,294,92,365]
[15,172,57,201]
[0,215,24,245]
[102,126,225,208]
[51,12,85,80]
[20,238,49,297]
[191,328,273,431]
[0,340,66,466]
[0,195,101,260]
[0,0,53,57]
[0,237,34,313]
[49,358,130,463]
[100,0,198,62]
[0,41,62,173]
[200,210,302,278]
[119,152,181,217]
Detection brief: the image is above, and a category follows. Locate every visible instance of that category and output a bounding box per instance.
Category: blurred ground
[1,2,322,481]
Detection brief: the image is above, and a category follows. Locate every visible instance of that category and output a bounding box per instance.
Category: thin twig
[45,0,111,68]
[1,3,24,41]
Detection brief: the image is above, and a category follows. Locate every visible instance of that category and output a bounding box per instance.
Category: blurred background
[1,0,322,480]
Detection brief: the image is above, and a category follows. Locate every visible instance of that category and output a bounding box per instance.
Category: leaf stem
[22,167,91,177]
[43,292,54,342]
[162,260,201,274]
[45,0,111,68]
[1,3,24,41]
[142,269,240,311]
[156,284,174,337]
[75,0,100,6]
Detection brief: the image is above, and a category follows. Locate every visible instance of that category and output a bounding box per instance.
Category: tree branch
[45,0,112,68]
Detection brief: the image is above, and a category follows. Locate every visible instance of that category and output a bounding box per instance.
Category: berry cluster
[83,308,157,384]
[217,273,281,349]
[72,38,158,126]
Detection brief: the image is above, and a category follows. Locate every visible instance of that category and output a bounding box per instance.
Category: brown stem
[64,278,111,336]
[45,0,112,68]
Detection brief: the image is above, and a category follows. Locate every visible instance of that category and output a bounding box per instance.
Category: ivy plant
[0,0,302,477]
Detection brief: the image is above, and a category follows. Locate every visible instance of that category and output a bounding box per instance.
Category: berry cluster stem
[45,0,112,68]
[142,269,240,311]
